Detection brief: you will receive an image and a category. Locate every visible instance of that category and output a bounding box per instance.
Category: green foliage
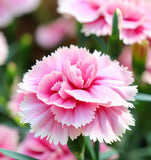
[107,10,122,59]
[0,149,38,160]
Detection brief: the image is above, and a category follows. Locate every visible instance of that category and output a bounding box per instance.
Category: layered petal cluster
[58,0,151,44]
[18,133,76,160]
[19,45,137,145]
[35,17,76,49]
[0,32,8,65]
[0,125,19,160]
[0,0,41,28]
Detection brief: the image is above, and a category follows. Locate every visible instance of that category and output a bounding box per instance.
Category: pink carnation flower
[100,143,118,160]
[18,133,76,160]
[118,46,132,72]
[19,45,137,145]
[0,125,19,160]
[8,92,25,117]
[119,45,151,85]
[0,32,8,65]
[4,0,41,17]
[35,17,76,49]
[0,0,41,28]
[58,0,151,44]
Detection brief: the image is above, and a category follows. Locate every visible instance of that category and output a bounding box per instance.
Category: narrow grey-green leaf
[84,136,96,160]
[100,149,118,160]
[135,93,151,102]
[0,149,38,160]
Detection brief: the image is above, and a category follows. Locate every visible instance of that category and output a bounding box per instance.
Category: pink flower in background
[19,45,137,145]
[18,133,118,160]
[0,32,8,65]
[35,17,76,49]
[8,92,25,117]
[0,0,41,28]
[142,49,151,84]
[0,1,13,27]
[118,46,132,71]
[0,125,19,160]
[118,46,151,85]
[4,0,41,17]
[18,133,76,160]
[58,0,151,44]
[100,143,118,160]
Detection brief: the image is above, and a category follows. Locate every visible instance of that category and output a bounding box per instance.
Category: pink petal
[63,59,84,88]
[120,27,146,45]
[37,71,63,102]
[0,125,19,158]
[51,102,98,128]
[82,106,135,143]
[4,0,41,17]
[19,55,61,93]
[97,60,134,85]
[58,0,101,23]
[65,85,134,108]
[0,3,13,27]
[0,32,9,65]
[35,17,76,49]
[20,94,81,145]
[82,16,111,36]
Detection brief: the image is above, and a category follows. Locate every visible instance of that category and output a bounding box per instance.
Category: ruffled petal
[65,85,134,108]
[58,0,101,23]
[51,102,98,128]
[82,106,135,143]
[20,94,81,145]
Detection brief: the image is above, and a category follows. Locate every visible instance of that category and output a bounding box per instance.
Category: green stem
[67,135,86,160]
[94,141,100,160]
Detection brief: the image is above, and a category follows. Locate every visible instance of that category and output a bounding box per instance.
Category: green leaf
[94,141,100,160]
[92,36,107,53]
[67,135,85,160]
[84,137,96,160]
[0,149,38,160]
[135,93,151,102]
[129,147,151,158]
[100,149,118,160]
[107,10,122,59]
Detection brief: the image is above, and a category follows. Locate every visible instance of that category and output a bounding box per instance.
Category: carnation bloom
[58,0,151,44]
[35,17,76,49]
[0,0,41,28]
[4,0,41,17]
[18,133,76,160]
[119,45,151,84]
[8,92,25,117]
[19,45,137,145]
[0,125,19,160]
[0,32,8,65]
[18,133,118,160]
[100,143,118,160]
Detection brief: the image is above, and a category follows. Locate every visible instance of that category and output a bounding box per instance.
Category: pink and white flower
[18,133,76,160]
[19,45,137,145]
[0,32,8,65]
[0,0,41,28]
[58,0,151,44]
[4,0,41,17]
[35,17,76,49]
[0,125,19,160]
